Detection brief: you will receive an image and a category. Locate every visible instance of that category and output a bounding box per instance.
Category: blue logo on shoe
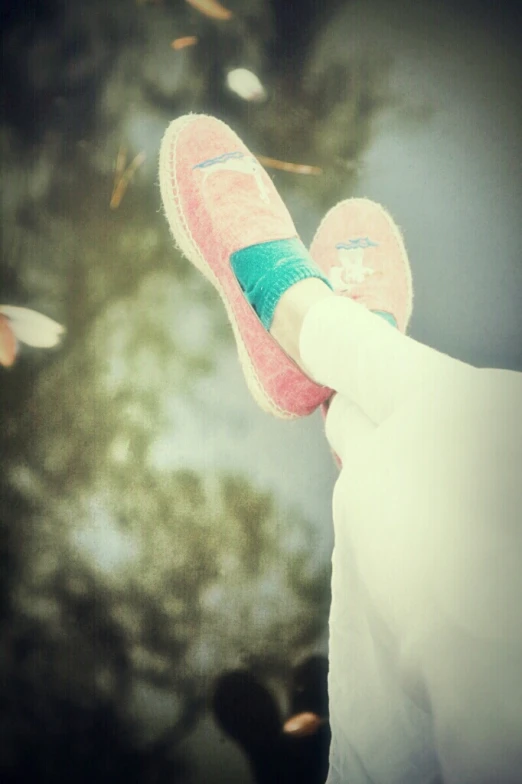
[193,151,270,203]
[193,151,248,170]
[336,237,378,250]
[329,238,378,291]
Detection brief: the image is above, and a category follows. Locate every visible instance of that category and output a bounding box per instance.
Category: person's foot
[309,198,413,466]
[158,114,333,419]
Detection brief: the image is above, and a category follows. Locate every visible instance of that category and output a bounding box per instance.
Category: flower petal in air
[283,711,323,737]
[0,306,65,348]
[185,0,232,21]
[171,36,199,50]
[226,68,266,102]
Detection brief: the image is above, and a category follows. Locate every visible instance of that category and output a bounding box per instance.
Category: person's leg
[304,200,522,784]
[318,393,440,784]
[291,200,443,783]
[325,369,522,784]
[300,295,457,423]
[269,278,334,373]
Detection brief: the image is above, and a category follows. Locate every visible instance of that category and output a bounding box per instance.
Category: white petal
[226,68,266,102]
[0,306,65,348]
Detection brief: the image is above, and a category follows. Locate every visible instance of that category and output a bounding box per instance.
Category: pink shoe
[159,114,332,419]
[309,198,413,466]
[309,197,412,331]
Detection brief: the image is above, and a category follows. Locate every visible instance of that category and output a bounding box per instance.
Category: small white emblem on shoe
[193,151,270,203]
[329,238,377,291]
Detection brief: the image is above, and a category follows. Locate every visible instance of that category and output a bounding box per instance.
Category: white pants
[299,297,522,784]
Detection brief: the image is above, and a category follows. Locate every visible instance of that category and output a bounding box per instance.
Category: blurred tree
[0,103,330,780]
[0,0,388,778]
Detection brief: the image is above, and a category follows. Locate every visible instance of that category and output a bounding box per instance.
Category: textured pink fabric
[309,198,413,334]
[160,114,332,419]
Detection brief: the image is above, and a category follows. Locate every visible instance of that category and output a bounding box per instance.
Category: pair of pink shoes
[159,114,412,420]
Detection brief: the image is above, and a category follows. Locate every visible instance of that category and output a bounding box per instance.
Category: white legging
[299,296,522,784]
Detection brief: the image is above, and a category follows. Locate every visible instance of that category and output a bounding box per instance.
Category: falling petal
[283,711,324,737]
[0,306,65,348]
[226,68,266,102]
[171,36,198,50]
[0,314,17,367]
[256,155,322,175]
[185,0,232,21]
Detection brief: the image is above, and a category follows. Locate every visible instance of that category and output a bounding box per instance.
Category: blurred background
[0,0,521,782]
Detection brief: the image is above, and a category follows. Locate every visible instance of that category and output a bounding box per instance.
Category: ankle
[269,278,334,373]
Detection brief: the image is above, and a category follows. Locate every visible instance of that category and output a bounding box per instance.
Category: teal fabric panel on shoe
[231,238,333,330]
[372,310,398,328]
